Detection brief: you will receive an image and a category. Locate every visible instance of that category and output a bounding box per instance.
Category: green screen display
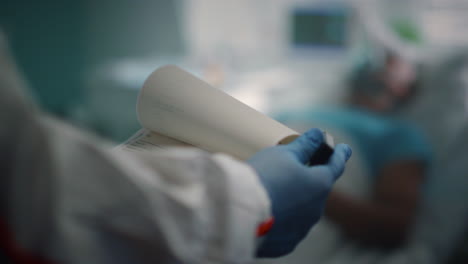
[292,9,347,48]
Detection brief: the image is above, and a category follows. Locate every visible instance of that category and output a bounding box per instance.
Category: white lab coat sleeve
[105,146,272,264]
[35,118,272,264]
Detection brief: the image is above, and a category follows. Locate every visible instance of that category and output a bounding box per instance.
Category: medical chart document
[119,65,300,160]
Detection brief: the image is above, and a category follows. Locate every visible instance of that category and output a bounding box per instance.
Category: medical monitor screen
[291,8,348,49]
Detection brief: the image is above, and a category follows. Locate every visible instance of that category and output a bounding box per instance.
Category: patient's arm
[324,160,425,247]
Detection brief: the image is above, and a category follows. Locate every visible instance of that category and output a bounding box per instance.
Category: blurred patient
[324,53,431,247]
[257,52,432,263]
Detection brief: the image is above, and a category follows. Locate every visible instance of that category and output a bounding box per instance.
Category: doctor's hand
[247,128,352,258]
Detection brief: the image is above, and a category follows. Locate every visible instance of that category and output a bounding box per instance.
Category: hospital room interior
[1,0,467,263]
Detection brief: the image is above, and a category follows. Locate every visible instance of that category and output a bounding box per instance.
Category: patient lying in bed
[256,53,433,264]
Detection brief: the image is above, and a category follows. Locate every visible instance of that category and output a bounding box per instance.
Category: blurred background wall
[0,0,185,138]
[0,0,87,116]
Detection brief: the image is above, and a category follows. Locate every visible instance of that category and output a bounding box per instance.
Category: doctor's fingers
[304,143,351,184]
[285,128,324,164]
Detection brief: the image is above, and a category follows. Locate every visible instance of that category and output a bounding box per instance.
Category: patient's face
[379,56,419,112]
[386,61,415,96]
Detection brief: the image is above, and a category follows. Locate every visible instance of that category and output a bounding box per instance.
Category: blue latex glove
[247,128,352,258]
